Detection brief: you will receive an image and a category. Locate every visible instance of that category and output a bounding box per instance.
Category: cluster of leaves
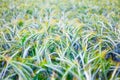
[0,0,120,80]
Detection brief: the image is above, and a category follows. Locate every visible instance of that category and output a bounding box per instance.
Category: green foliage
[0,0,120,80]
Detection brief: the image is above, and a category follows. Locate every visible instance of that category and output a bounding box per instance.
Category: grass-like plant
[0,0,120,80]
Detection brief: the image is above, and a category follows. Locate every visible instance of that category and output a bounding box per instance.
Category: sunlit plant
[0,0,120,80]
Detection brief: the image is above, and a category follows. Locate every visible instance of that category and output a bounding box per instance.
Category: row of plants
[0,0,120,80]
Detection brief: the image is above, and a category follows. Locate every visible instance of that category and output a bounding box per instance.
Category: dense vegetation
[0,0,120,80]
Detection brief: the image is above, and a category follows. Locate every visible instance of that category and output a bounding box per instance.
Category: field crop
[0,0,120,80]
